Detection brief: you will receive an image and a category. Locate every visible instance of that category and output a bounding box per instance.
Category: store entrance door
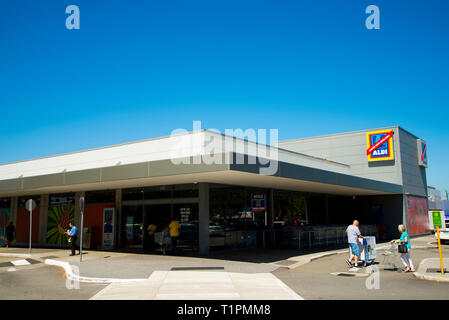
[143,204,171,251]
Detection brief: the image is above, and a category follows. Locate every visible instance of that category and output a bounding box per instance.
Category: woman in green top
[390,224,415,272]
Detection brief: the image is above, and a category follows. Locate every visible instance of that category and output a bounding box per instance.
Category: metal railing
[209,225,378,251]
[282,225,378,250]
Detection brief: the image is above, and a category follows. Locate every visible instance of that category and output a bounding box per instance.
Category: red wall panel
[84,204,115,248]
[16,208,40,243]
[406,196,429,236]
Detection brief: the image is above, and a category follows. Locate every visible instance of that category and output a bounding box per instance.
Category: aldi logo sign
[366,130,394,161]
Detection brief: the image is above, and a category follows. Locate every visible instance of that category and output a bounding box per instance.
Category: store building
[0,126,430,254]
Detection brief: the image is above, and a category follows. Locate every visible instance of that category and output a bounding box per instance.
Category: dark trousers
[71,236,77,255]
[6,237,13,247]
[171,236,178,255]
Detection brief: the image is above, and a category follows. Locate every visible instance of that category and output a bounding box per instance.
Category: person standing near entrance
[5,222,15,248]
[345,220,366,268]
[166,218,181,255]
[390,224,415,272]
[66,222,78,256]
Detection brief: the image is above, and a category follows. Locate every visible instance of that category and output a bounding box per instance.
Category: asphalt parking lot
[274,244,449,300]
[0,263,107,300]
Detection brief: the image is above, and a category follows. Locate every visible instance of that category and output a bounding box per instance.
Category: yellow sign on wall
[366,130,394,161]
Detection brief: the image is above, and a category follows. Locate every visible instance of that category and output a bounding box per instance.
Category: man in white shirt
[345,220,366,267]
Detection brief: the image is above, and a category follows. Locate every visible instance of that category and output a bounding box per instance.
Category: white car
[435,229,449,242]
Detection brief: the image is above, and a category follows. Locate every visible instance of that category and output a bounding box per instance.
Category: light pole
[25,199,36,255]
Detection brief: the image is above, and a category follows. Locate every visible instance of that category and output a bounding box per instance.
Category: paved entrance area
[274,241,449,300]
[91,270,303,300]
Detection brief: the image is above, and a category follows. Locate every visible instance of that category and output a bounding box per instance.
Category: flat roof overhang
[0,153,403,197]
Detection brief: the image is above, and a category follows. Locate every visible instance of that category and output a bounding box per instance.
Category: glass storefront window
[49,193,74,207]
[0,198,10,208]
[173,184,199,199]
[209,184,268,250]
[210,186,267,231]
[123,184,200,202]
[18,196,41,208]
[173,203,198,252]
[121,205,143,248]
[150,204,200,252]
[143,186,171,200]
[210,186,246,230]
[120,184,200,252]
[122,188,145,201]
[273,190,308,226]
[142,204,171,250]
[86,190,115,204]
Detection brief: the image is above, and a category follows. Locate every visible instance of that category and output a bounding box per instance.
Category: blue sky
[0,0,448,192]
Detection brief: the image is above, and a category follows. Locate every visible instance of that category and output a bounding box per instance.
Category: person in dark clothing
[66,222,78,256]
[5,222,15,248]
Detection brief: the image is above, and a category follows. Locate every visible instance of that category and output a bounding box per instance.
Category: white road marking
[91,271,304,300]
[11,259,31,266]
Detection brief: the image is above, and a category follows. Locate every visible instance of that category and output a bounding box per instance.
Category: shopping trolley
[154,231,170,255]
[348,236,377,267]
[361,236,377,266]
[378,243,402,272]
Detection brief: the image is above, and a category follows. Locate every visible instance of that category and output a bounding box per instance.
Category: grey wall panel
[149,157,228,177]
[66,169,101,185]
[333,172,403,194]
[230,159,403,194]
[278,162,337,185]
[398,129,427,197]
[228,154,274,175]
[23,173,64,189]
[101,163,149,181]
[0,178,21,192]
[279,127,428,197]
[0,159,229,193]
[279,127,404,186]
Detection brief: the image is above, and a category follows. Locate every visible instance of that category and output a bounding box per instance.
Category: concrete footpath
[414,257,449,282]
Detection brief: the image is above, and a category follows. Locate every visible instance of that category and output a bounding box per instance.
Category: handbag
[398,244,408,253]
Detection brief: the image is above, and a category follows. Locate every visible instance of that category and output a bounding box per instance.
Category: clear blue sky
[0,0,448,193]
